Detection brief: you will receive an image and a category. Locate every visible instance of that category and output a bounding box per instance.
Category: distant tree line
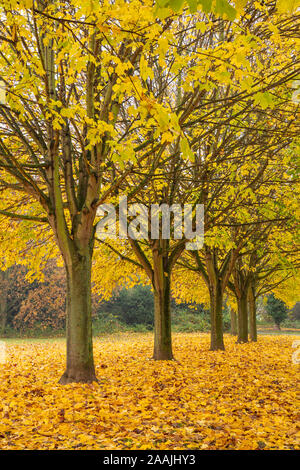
[0,263,208,334]
[0,263,297,336]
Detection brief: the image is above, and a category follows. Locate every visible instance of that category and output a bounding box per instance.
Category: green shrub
[172,308,210,332]
[97,285,154,326]
[266,294,288,329]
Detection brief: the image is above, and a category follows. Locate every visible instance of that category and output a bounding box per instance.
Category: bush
[266,294,288,330]
[172,308,210,332]
[96,286,211,333]
[98,285,154,326]
[93,314,127,335]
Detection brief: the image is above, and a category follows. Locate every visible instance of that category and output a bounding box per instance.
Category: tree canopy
[0,0,299,383]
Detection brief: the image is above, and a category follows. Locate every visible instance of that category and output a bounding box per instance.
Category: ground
[0,333,299,450]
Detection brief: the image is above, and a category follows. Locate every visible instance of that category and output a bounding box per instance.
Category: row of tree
[0,1,299,383]
[0,263,295,335]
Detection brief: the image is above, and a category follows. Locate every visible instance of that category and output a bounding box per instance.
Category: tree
[0,0,182,381]
[290,302,300,321]
[266,293,288,330]
[0,269,9,334]
[248,274,257,341]
[157,0,300,19]
[1,0,299,375]
[229,306,237,336]
[94,1,299,355]
[13,262,66,331]
[105,285,154,327]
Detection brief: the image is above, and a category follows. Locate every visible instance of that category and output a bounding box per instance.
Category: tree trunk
[59,248,97,384]
[209,281,225,351]
[0,270,8,336]
[152,250,173,360]
[230,307,237,336]
[0,302,7,335]
[153,284,173,360]
[248,285,257,342]
[237,290,248,343]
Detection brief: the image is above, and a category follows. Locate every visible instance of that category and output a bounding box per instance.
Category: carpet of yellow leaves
[0,333,299,450]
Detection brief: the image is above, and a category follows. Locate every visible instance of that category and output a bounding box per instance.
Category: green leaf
[155,0,170,7]
[155,6,172,18]
[254,92,275,110]
[215,0,237,20]
[180,137,194,161]
[199,0,213,13]
[168,0,185,11]
[187,0,198,12]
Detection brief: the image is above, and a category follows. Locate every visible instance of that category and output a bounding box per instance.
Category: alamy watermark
[96,196,204,250]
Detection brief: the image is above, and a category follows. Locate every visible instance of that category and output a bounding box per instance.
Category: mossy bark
[152,250,173,360]
[230,307,237,336]
[237,290,248,343]
[0,270,8,335]
[248,283,257,342]
[59,248,97,384]
[209,280,225,351]
[153,278,173,360]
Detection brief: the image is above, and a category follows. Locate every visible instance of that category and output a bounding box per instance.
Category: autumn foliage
[13,265,66,331]
[0,0,299,452]
[0,333,299,450]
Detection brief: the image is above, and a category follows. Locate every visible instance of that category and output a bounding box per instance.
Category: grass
[1,337,66,344]
[1,327,299,346]
[258,329,300,335]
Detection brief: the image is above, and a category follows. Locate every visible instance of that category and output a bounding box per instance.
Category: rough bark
[237,290,248,343]
[59,247,97,384]
[128,237,176,361]
[153,255,173,360]
[203,249,226,351]
[230,307,237,336]
[209,280,225,351]
[248,284,257,342]
[0,270,8,335]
